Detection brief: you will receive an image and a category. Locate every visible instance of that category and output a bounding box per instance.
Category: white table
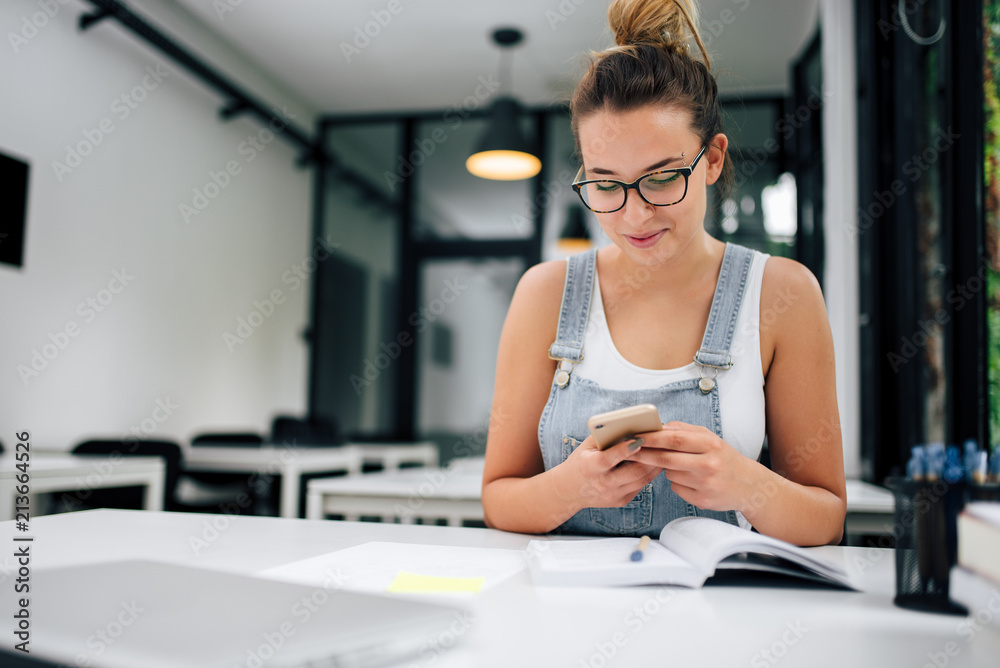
[306,463,483,525]
[342,441,439,470]
[1,509,997,667]
[0,453,164,520]
[845,479,895,544]
[184,446,363,519]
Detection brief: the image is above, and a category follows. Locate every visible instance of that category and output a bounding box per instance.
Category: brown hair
[570,0,733,196]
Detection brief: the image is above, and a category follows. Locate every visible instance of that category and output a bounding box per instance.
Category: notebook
[4,559,471,667]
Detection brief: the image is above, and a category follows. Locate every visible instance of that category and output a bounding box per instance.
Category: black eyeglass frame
[571,145,709,213]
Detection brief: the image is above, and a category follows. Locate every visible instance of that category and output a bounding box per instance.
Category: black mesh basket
[883,477,968,615]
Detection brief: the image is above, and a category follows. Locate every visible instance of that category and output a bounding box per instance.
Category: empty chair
[188,431,263,486]
[186,431,274,515]
[70,439,183,512]
[191,432,264,447]
[70,439,243,515]
[270,415,340,446]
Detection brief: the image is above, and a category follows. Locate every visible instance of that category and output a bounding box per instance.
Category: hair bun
[607,0,708,66]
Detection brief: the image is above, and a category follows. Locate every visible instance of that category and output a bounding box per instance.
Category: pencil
[630,535,651,562]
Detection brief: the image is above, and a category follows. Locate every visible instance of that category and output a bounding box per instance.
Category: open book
[526,516,855,589]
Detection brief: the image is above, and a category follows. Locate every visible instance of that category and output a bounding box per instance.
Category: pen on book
[630,535,650,562]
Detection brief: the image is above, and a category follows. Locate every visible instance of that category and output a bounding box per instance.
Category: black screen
[0,150,29,268]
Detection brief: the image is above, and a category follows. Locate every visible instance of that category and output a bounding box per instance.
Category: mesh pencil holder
[883,477,968,615]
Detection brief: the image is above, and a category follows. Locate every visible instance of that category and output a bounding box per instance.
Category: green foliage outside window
[986,1,1000,450]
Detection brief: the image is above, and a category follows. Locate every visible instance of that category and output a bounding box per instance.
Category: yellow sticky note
[386,571,485,594]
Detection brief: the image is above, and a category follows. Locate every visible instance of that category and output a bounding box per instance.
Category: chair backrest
[270,415,340,446]
[73,439,182,504]
[191,432,263,447]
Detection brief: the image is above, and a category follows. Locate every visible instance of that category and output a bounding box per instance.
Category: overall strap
[548,249,598,388]
[694,243,755,391]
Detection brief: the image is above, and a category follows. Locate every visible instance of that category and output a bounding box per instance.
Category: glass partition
[413,117,536,240]
[416,257,524,457]
[315,122,401,438]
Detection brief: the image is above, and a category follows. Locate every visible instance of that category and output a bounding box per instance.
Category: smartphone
[587,404,662,451]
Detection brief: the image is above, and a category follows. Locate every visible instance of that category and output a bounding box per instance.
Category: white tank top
[573,251,768,463]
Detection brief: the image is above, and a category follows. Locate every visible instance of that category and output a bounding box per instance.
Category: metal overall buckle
[548,349,583,388]
[693,349,733,394]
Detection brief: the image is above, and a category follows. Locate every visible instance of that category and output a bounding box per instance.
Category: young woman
[481,0,846,546]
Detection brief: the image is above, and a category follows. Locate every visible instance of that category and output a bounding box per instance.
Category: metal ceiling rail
[77,0,325,166]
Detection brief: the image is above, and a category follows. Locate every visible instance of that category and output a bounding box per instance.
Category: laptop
[4,559,471,667]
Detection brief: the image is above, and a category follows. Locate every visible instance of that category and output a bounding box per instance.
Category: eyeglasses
[571,145,708,213]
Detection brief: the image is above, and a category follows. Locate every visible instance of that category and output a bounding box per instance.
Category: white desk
[0,453,164,520]
[342,441,439,470]
[183,446,362,519]
[1,510,997,667]
[306,464,483,525]
[845,479,895,543]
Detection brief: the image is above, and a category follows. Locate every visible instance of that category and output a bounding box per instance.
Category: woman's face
[576,105,726,265]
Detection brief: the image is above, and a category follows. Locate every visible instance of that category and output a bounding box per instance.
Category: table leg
[306,490,323,520]
[143,473,164,512]
[281,467,299,519]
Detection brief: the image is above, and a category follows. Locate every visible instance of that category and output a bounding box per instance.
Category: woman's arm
[753,257,846,544]
[481,261,662,534]
[628,257,846,545]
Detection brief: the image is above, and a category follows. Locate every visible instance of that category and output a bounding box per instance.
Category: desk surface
[182,443,436,468]
[0,453,164,477]
[2,510,996,667]
[183,445,362,470]
[845,479,895,513]
[308,466,482,499]
[0,454,166,518]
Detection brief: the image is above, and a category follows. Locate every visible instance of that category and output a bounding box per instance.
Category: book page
[658,517,851,585]
[526,537,705,587]
[529,538,689,571]
[658,516,750,566]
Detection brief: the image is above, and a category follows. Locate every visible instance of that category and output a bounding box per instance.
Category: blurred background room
[0,0,997,526]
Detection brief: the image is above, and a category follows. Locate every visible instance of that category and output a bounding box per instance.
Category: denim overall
[538,243,755,536]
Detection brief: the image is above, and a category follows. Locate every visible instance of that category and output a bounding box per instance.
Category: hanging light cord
[898,0,946,46]
[498,48,513,98]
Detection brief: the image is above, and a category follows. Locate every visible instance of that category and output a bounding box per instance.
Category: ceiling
[172,0,822,115]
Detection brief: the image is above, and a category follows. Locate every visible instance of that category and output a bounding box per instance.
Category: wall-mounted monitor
[0,149,29,268]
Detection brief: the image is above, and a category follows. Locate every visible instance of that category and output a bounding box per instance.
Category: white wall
[0,0,319,449]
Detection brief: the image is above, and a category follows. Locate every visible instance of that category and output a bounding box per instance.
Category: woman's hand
[628,421,761,513]
[550,434,663,512]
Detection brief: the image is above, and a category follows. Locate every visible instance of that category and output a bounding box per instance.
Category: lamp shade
[466,98,541,181]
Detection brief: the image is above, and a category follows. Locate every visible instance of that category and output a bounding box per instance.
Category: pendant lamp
[466,28,541,181]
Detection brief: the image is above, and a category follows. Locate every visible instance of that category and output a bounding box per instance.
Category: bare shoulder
[505,259,567,330]
[760,255,826,319]
[516,258,567,298]
[759,256,831,372]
